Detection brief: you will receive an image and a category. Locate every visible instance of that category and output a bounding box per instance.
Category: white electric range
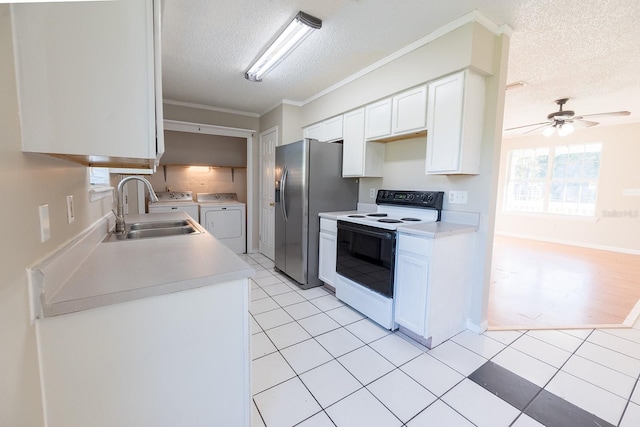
[333,190,444,329]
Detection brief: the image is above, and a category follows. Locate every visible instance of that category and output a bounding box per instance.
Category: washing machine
[196,193,246,254]
[148,191,199,222]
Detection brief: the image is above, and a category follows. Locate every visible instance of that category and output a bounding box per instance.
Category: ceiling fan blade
[574,119,599,128]
[504,121,550,131]
[573,111,630,120]
[523,123,552,134]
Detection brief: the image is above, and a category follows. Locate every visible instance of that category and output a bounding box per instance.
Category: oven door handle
[337,221,395,240]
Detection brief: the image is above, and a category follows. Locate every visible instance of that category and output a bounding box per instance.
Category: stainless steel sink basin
[105,218,203,242]
[125,226,198,239]
[128,220,191,230]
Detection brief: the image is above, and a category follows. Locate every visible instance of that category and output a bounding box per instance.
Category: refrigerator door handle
[281,166,289,221]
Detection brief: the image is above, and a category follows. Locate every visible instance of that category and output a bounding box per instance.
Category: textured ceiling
[161,0,640,133]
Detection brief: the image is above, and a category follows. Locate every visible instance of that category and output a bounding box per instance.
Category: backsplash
[148,165,247,202]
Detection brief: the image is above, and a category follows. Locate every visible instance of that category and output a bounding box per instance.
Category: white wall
[496,122,640,253]
[1,6,113,425]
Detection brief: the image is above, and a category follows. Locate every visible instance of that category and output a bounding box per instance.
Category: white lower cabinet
[395,249,430,335]
[36,278,251,427]
[318,218,338,286]
[394,231,473,348]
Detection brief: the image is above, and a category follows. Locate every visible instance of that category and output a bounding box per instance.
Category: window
[89,167,110,186]
[504,143,601,216]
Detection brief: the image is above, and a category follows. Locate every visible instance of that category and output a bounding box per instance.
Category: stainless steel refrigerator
[275,138,358,289]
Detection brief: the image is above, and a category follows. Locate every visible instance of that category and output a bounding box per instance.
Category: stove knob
[407,194,415,201]
[425,193,435,204]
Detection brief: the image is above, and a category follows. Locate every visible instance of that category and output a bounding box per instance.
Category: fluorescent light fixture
[505,81,528,91]
[245,11,322,82]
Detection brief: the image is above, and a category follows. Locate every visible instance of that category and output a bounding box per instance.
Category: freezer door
[274,146,287,273]
[274,140,308,284]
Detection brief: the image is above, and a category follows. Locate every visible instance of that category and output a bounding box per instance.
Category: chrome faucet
[115,176,158,233]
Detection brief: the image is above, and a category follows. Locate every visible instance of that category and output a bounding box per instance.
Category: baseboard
[466,319,489,334]
[495,232,640,256]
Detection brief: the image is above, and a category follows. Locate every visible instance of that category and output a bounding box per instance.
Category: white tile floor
[239,253,640,427]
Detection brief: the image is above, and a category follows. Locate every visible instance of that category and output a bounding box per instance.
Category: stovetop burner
[336,190,444,230]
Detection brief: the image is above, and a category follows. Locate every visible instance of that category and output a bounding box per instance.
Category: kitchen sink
[128,220,192,230]
[105,218,203,242]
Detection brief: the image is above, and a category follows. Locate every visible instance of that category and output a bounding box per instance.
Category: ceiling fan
[505,98,631,137]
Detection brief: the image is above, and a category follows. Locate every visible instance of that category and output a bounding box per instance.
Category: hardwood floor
[488,235,640,330]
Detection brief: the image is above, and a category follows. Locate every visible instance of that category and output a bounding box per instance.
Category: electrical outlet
[66,195,75,224]
[369,188,376,198]
[39,204,51,242]
[448,191,468,204]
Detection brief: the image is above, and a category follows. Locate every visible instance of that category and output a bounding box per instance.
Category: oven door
[336,220,396,298]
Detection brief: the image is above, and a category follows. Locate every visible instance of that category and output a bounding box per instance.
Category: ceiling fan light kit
[245,11,322,82]
[506,98,631,137]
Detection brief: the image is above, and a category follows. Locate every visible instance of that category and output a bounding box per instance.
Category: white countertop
[397,221,477,238]
[40,212,254,317]
[318,210,477,238]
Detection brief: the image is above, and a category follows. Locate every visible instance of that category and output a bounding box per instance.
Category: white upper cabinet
[365,86,428,141]
[303,115,343,143]
[11,0,164,169]
[342,108,384,177]
[365,98,392,140]
[425,70,485,175]
[392,85,428,135]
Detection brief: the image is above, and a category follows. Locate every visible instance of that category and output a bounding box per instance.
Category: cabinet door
[394,252,430,335]
[342,108,366,177]
[392,86,427,135]
[365,98,392,139]
[425,72,465,173]
[323,116,344,142]
[303,123,324,141]
[12,0,159,165]
[425,71,484,175]
[318,232,337,286]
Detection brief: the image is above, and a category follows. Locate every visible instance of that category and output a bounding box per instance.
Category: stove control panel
[376,190,444,210]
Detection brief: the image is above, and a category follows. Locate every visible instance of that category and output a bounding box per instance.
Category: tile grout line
[253,265,487,426]
[252,268,435,426]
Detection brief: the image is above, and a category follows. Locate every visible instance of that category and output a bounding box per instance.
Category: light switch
[449,191,468,204]
[39,204,51,242]
[66,195,75,224]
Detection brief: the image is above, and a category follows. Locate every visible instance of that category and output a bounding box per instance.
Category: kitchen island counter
[31,211,254,427]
